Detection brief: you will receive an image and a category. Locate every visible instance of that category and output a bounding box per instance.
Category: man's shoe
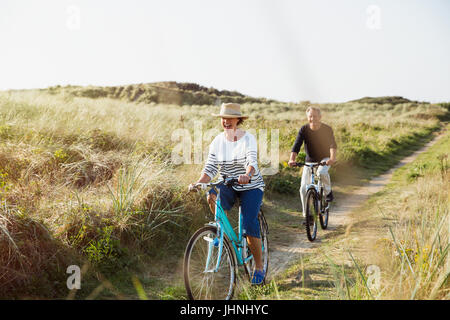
[326,191,334,202]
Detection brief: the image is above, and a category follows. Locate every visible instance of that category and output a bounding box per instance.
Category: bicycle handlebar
[292,161,327,168]
[190,176,251,192]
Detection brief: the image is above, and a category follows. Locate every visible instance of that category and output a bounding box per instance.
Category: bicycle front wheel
[305,189,318,241]
[184,225,236,300]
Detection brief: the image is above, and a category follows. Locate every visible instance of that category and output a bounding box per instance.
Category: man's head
[306,106,322,129]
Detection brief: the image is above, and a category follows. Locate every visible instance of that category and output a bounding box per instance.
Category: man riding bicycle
[188,103,266,285]
[288,106,337,218]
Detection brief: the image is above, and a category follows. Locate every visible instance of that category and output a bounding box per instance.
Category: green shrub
[84,226,126,264]
[265,171,301,195]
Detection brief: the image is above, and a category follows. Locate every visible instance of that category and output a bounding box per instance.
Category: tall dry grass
[0,88,447,298]
[328,131,449,300]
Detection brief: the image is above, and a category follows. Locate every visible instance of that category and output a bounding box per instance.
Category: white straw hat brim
[211,113,249,119]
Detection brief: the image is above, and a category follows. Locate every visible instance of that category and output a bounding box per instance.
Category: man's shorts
[208,184,264,238]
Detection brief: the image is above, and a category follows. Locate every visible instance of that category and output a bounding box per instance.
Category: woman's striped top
[202,131,265,191]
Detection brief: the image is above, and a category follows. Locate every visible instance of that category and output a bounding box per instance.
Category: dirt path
[268,129,447,279]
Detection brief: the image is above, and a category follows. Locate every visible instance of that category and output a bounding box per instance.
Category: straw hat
[211,103,249,119]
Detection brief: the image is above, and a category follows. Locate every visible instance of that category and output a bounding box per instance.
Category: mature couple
[189,103,337,285]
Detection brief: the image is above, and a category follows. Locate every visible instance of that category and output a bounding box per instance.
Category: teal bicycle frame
[204,184,254,273]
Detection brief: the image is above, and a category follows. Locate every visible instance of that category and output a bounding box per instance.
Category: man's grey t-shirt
[291,123,337,162]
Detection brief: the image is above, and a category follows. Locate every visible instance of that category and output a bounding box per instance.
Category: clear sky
[1,0,449,103]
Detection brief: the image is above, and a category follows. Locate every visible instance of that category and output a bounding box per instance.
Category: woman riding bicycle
[188,103,266,285]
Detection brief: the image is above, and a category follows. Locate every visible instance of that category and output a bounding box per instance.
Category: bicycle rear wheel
[243,210,269,283]
[320,207,329,229]
[184,225,236,300]
[305,189,318,241]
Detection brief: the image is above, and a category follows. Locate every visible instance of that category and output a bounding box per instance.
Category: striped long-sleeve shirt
[203,131,265,191]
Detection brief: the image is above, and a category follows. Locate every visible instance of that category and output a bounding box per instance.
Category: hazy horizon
[0,81,442,105]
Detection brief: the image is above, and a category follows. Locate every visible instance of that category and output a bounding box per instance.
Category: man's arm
[326,126,337,166]
[326,148,337,166]
[288,152,298,167]
[289,127,304,167]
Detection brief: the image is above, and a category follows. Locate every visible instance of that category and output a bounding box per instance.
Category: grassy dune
[45,82,277,105]
[0,87,448,298]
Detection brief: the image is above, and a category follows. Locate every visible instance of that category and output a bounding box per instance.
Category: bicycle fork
[203,196,236,273]
[203,225,224,273]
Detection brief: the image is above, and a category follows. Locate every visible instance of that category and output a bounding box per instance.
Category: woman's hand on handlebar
[238,174,251,184]
[188,183,197,192]
[189,173,211,192]
[188,183,207,192]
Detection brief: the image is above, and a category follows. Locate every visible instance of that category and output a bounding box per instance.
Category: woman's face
[221,117,239,131]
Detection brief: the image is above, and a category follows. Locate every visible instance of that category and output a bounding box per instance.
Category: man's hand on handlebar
[288,160,297,168]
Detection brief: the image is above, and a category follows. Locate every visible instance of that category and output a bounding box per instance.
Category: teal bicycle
[183,177,269,300]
